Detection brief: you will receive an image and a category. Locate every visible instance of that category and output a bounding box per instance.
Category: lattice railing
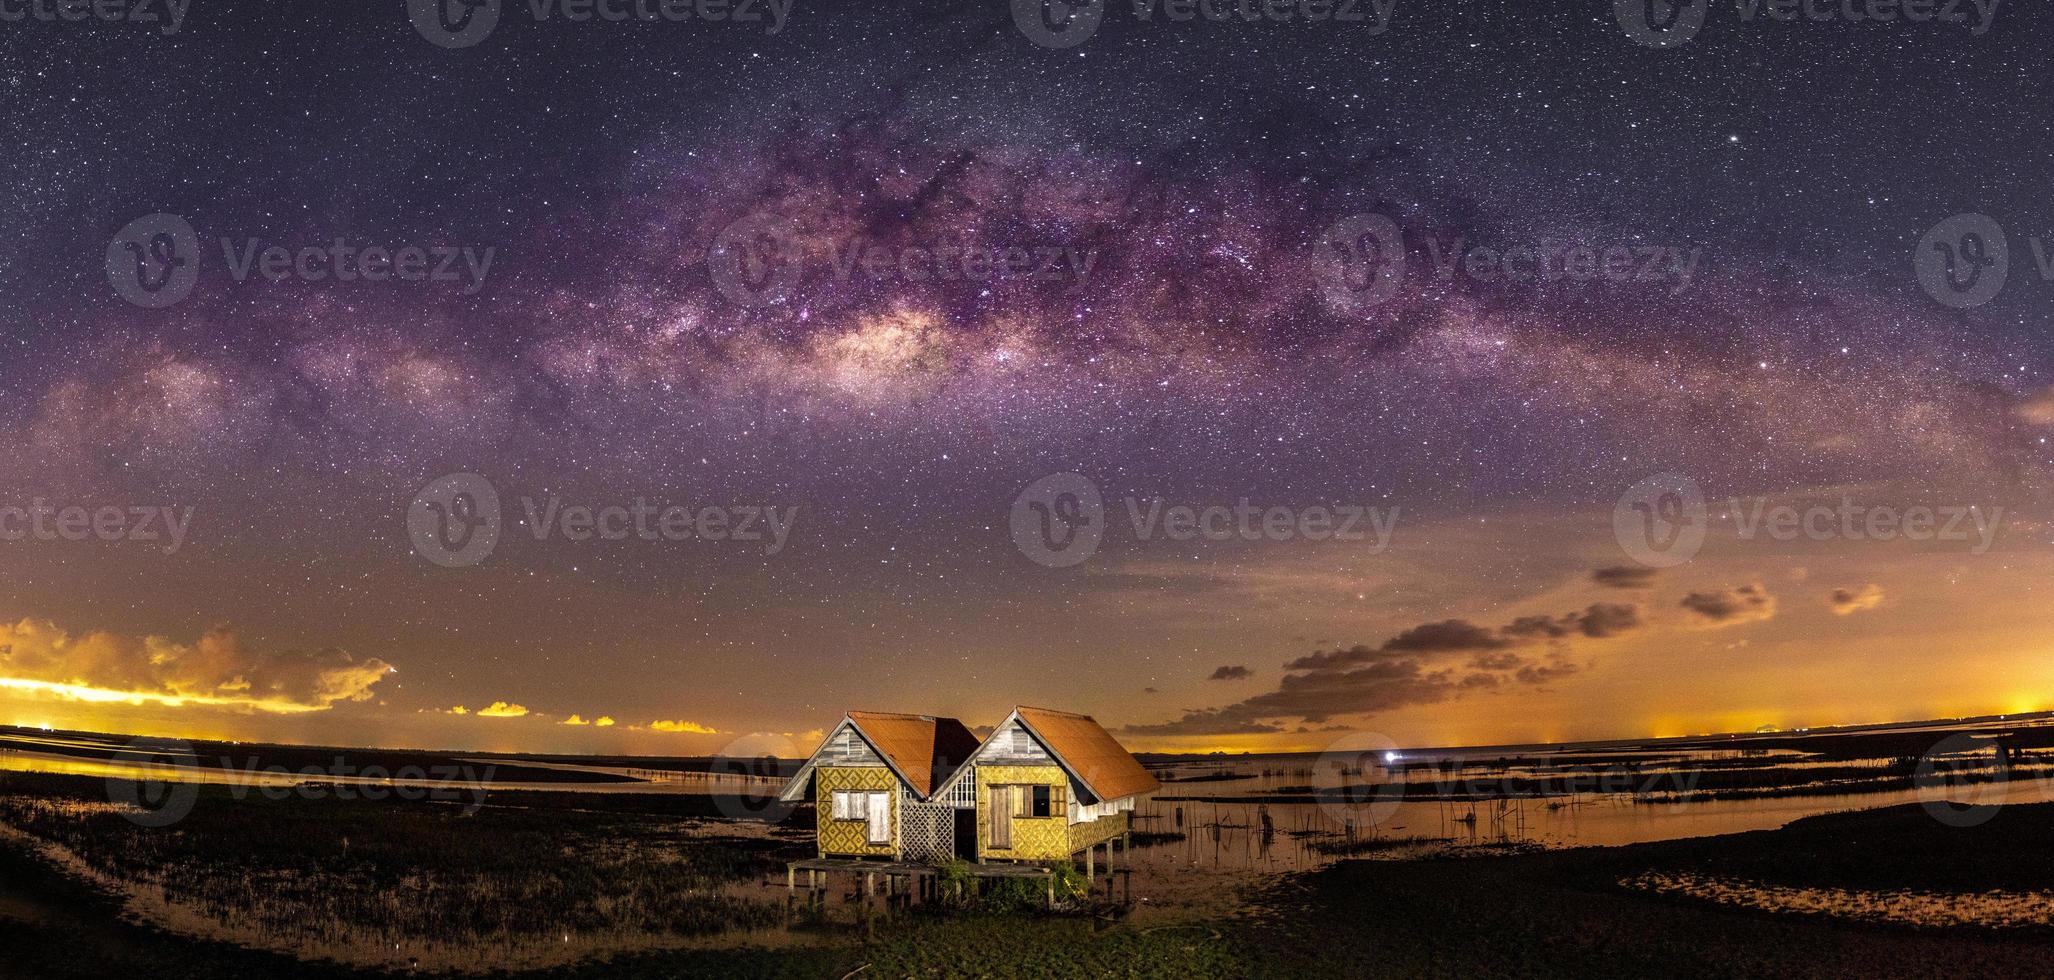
[898,798,957,862]
[938,766,977,809]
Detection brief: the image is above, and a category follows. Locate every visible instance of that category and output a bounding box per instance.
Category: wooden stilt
[1086,842,1095,880]
[786,864,795,894]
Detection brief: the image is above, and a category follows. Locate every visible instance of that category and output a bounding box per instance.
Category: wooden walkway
[785,857,1132,908]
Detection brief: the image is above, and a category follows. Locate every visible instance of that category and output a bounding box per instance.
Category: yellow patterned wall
[815,766,898,858]
[976,764,1069,862]
[1069,809,1130,854]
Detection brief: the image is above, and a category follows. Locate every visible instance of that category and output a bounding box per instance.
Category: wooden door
[989,785,1012,849]
[865,791,890,845]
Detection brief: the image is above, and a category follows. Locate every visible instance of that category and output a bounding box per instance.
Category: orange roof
[847,711,980,797]
[1015,706,1160,802]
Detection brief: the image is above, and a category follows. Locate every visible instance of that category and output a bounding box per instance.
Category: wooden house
[776,711,982,862]
[931,706,1160,868]
[780,706,1159,871]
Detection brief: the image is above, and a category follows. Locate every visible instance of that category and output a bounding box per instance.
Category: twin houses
[777,707,1159,867]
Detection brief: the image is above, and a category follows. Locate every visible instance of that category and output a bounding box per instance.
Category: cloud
[1503,604,1643,640]
[1829,584,1885,616]
[1127,709,1286,736]
[475,701,529,718]
[1680,584,1778,627]
[1207,665,1253,681]
[0,618,392,714]
[562,714,591,726]
[446,705,469,715]
[594,715,616,727]
[649,719,718,734]
[1592,566,1659,590]
[1125,604,1643,736]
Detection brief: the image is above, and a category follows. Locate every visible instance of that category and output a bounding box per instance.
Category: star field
[1,0,2052,751]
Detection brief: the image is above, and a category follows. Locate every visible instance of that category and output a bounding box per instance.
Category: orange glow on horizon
[0,677,329,715]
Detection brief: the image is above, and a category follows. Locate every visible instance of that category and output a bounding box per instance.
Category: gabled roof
[846,711,981,796]
[932,706,1160,803]
[776,711,980,802]
[1013,706,1160,802]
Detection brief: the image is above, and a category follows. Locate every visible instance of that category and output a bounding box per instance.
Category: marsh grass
[0,774,796,972]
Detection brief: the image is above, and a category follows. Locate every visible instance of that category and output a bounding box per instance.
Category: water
[6,729,2049,962]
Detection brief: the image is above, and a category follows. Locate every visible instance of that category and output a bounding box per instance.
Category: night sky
[3,0,2053,756]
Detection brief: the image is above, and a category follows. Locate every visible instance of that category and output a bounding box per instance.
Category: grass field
[8,766,2054,978]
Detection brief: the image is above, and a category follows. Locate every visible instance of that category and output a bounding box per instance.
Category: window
[831,790,889,819]
[830,790,892,844]
[1005,784,1058,818]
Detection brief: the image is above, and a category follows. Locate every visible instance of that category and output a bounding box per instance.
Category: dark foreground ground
[6,797,2054,979]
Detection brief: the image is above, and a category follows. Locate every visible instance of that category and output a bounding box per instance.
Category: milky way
[1,1,2052,750]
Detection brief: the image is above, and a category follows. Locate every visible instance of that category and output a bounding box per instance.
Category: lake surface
[5,724,2050,966]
